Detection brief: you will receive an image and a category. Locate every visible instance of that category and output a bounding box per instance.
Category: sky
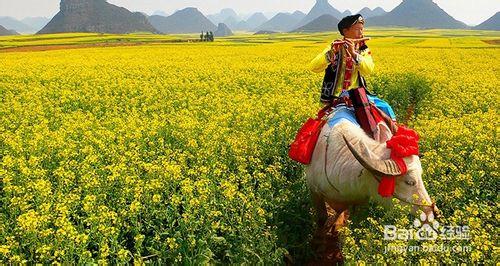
[0,0,499,26]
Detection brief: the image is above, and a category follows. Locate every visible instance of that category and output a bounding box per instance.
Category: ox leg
[309,200,349,263]
[310,191,331,261]
[311,191,328,228]
[325,201,350,232]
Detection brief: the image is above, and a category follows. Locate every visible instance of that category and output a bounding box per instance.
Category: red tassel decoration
[378,176,396,197]
[378,125,420,197]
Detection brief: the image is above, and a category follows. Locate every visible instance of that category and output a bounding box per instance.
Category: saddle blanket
[326,92,396,128]
[326,105,360,128]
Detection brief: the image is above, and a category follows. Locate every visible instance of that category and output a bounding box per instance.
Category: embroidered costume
[307,14,397,121]
[309,39,374,103]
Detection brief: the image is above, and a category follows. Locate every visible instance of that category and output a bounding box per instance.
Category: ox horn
[342,134,402,177]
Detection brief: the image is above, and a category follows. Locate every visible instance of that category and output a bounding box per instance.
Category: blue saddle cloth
[326,91,397,128]
[326,106,360,128]
[367,95,397,121]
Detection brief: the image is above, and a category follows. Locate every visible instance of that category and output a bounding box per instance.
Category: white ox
[305,119,440,227]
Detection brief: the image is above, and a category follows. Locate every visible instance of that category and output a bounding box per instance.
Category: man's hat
[338,14,365,35]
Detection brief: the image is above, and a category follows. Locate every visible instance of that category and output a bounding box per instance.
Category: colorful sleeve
[356,47,375,76]
[308,45,331,73]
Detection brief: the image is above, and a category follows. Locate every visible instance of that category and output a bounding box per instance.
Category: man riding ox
[302,14,440,227]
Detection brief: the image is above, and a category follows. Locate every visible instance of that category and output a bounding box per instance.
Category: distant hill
[209,10,271,31]
[149,7,216,34]
[211,12,270,31]
[263,12,279,20]
[214,23,233,37]
[207,8,240,24]
[245,13,268,30]
[342,10,352,17]
[475,12,500,30]
[254,12,303,32]
[38,0,157,34]
[358,7,387,18]
[0,24,19,36]
[0,17,34,33]
[294,0,343,29]
[369,0,467,29]
[291,14,340,32]
[371,7,387,17]
[21,17,50,31]
[152,10,169,17]
[233,20,249,31]
[291,11,307,22]
[222,16,239,30]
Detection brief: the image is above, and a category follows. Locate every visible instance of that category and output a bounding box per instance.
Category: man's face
[343,23,364,39]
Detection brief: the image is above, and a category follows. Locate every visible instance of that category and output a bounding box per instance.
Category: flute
[331,37,371,46]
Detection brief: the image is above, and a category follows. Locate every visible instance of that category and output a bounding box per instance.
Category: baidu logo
[413,212,440,240]
[384,212,469,241]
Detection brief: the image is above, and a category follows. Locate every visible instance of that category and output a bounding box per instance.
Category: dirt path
[482,39,500,45]
[0,42,143,53]
[0,39,201,53]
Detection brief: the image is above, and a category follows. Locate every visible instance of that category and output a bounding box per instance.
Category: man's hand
[344,39,357,58]
[330,40,344,53]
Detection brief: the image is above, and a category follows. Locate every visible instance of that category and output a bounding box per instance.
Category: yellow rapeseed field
[0,30,498,264]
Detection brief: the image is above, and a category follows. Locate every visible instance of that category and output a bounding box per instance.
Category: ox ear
[342,134,402,177]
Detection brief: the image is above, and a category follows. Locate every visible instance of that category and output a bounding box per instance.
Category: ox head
[342,134,441,218]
